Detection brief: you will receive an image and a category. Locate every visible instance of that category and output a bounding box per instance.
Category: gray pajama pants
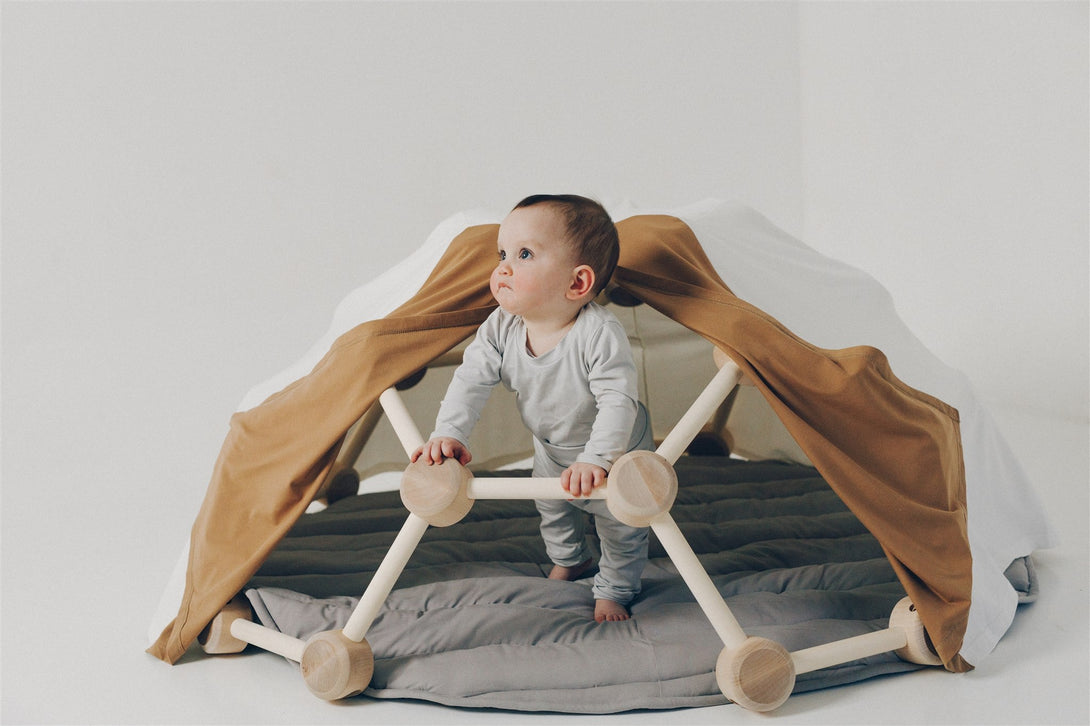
[534,496,649,605]
[531,420,655,605]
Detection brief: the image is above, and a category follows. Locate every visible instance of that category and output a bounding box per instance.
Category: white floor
[2,403,1087,725]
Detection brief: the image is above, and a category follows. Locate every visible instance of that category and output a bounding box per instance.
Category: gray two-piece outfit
[431,301,654,605]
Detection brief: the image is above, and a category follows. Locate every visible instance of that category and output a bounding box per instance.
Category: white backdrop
[1,2,1087,723]
[799,1,1088,421]
[2,0,806,541]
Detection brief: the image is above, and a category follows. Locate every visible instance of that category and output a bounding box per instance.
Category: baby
[411,194,653,622]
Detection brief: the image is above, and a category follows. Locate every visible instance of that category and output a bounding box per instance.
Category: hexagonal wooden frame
[209,352,942,712]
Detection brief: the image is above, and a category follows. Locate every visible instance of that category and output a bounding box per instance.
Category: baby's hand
[410,437,472,466]
[561,462,607,498]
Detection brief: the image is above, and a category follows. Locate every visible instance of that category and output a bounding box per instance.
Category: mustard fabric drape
[149,216,971,672]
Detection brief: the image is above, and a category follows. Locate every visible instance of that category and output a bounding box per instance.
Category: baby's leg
[585,501,649,622]
[534,499,592,579]
[549,558,595,581]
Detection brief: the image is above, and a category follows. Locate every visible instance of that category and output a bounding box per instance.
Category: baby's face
[491,205,577,320]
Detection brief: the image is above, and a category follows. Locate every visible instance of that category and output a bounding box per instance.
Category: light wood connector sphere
[300,630,374,700]
[198,594,252,654]
[400,458,474,527]
[716,637,796,712]
[889,597,944,666]
[606,450,678,528]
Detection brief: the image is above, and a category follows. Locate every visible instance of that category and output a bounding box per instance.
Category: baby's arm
[411,437,472,466]
[574,320,641,481]
[420,310,505,468]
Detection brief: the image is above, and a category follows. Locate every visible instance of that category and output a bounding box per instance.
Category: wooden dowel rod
[378,387,425,458]
[656,361,742,464]
[229,619,306,662]
[650,512,748,649]
[791,627,908,675]
[342,513,430,642]
[467,477,607,500]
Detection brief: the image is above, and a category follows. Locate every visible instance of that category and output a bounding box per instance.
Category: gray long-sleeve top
[431,302,645,471]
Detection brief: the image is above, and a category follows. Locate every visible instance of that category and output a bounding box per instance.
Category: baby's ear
[568,265,596,300]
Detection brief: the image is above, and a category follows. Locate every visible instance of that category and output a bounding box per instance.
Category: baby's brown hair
[513,194,619,296]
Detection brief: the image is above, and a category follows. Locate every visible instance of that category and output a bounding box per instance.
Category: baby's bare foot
[594,599,630,622]
[547,558,594,581]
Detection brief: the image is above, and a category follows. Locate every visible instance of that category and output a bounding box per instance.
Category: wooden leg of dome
[650,512,748,650]
[378,387,425,458]
[229,620,305,662]
[342,513,430,643]
[790,627,910,674]
[656,358,742,464]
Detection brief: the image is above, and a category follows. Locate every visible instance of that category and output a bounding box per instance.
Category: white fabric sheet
[150,200,1057,666]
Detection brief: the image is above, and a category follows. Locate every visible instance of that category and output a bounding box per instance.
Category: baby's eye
[498,250,506,261]
[518,248,532,260]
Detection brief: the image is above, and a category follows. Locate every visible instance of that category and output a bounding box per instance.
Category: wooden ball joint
[889,597,944,666]
[400,458,474,527]
[605,450,679,528]
[716,637,797,713]
[198,594,252,655]
[300,630,374,700]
